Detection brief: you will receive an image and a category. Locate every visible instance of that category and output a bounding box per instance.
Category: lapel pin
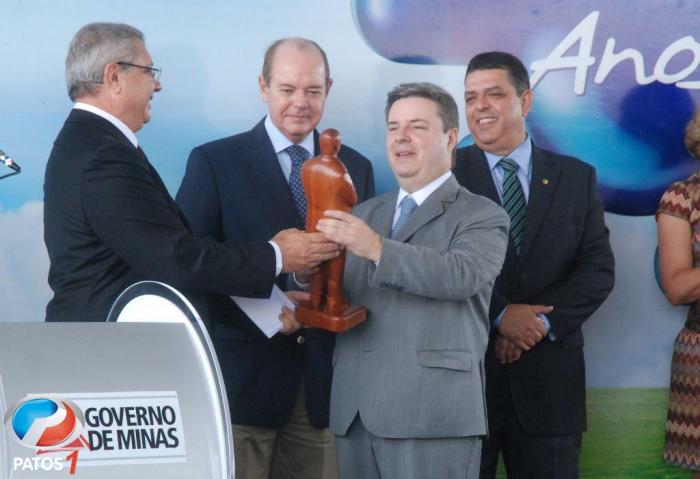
[542,178,549,185]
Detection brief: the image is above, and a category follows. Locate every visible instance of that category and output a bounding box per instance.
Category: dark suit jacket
[453,143,614,435]
[175,118,375,429]
[43,109,276,324]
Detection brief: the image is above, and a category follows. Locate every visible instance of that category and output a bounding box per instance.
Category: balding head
[258,37,333,143]
[262,37,330,85]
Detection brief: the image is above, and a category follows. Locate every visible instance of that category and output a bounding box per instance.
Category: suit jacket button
[297,336,305,345]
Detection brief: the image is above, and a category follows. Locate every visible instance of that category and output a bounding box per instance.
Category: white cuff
[269,240,283,276]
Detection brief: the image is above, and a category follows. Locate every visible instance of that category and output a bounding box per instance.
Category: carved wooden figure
[295,129,366,332]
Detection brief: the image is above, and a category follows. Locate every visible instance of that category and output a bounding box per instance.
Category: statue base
[295,302,366,332]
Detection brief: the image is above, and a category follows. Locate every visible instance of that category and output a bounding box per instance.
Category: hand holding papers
[230,285,295,338]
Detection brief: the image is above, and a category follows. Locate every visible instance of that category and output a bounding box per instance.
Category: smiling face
[118,41,161,132]
[464,68,532,156]
[259,42,331,143]
[386,96,457,193]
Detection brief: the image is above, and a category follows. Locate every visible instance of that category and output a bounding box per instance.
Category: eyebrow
[465,86,504,95]
[277,83,324,89]
[387,119,429,126]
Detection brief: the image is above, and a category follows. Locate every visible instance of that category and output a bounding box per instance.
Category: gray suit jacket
[329,176,509,439]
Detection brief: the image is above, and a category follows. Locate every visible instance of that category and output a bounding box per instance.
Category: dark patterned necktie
[499,157,526,255]
[391,195,418,238]
[286,145,308,222]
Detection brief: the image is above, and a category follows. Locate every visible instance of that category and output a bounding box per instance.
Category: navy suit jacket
[44,109,276,323]
[453,143,614,435]
[176,118,375,428]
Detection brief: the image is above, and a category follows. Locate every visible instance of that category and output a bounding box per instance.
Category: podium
[0,281,234,478]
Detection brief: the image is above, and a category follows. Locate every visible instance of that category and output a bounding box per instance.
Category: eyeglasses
[117,61,162,81]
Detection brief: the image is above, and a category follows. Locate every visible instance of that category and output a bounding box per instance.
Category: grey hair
[65,22,144,101]
[385,82,459,132]
[261,37,330,85]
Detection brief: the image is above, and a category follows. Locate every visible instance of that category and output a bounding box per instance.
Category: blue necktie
[499,157,526,255]
[286,145,308,222]
[391,195,418,238]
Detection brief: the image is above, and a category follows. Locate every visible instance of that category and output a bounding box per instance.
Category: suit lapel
[369,193,397,239]
[392,176,459,243]
[519,146,560,260]
[243,119,302,227]
[136,146,193,228]
[454,145,527,259]
[457,147,501,205]
[69,109,191,228]
[69,108,133,147]
[313,129,320,155]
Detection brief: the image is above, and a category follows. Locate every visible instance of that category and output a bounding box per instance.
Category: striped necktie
[286,144,308,222]
[391,195,418,238]
[499,157,526,255]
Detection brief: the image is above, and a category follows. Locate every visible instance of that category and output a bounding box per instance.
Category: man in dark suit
[452,51,615,479]
[176,38,374,479]
[44,24,337,325]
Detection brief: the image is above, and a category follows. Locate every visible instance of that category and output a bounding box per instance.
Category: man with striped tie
[453,51,615,479]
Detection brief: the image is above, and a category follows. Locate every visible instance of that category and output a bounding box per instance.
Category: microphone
[0,148,20,172]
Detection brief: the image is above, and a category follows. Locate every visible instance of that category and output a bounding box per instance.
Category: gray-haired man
[44,23,337,325]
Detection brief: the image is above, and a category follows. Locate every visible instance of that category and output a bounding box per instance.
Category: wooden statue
[294,129,367,332]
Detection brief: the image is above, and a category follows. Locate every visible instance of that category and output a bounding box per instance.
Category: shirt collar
[484,135,532,175]
[73,102,138,148]
[264,115,315,157]
[397,170,452,208]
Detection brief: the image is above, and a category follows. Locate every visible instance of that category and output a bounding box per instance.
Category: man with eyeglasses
[43,23,339,325]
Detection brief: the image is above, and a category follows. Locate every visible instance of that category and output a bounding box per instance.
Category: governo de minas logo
[5,396,90,452]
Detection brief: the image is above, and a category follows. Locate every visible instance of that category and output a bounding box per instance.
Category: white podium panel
[0,283,233,478]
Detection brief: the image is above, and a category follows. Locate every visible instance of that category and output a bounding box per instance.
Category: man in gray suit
[314,82,509,478]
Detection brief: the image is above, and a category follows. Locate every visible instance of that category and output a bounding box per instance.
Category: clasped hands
[495,304,553,364]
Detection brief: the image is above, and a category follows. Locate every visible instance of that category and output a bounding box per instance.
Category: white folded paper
[230,285,295,338]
